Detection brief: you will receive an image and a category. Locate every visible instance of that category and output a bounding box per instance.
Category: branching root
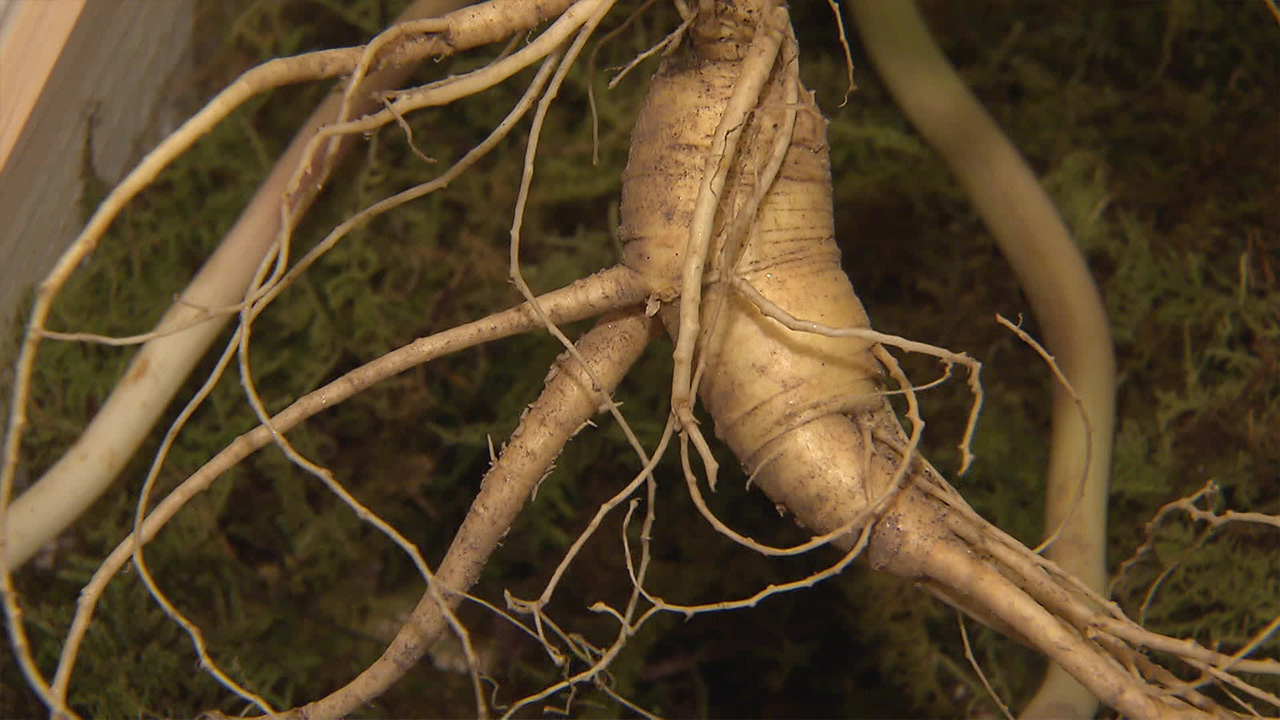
[3,2,1275,719]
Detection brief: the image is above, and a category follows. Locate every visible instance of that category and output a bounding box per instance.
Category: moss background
[2,0,1276,717]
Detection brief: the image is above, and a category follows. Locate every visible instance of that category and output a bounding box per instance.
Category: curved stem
[845,2,1116,715]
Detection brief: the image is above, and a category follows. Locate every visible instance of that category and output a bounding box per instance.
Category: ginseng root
[4,1,1274,718]
[611,2,1248,717]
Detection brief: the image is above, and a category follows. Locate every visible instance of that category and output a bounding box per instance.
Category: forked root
[7,1,1274,717]
[0,0,585,571]
[846,1,1118,714]
[259,308,658,720]
[740,397,1231,718]
[614,1,1269,715]
[43,267,646,718]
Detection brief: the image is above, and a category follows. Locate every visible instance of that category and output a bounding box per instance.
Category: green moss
[3,0,1277,717]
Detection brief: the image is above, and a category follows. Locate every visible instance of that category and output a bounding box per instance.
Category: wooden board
[0,0,195,341]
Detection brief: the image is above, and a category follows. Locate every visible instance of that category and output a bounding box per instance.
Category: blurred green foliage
[2,0,1276,717]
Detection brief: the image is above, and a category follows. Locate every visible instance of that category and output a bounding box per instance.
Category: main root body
[616,5,1238,716]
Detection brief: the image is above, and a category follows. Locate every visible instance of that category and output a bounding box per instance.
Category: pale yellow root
[111,46,569,716]
[52,3,627,713]
[0,0,574,570]
[266,309,658,720]
[612,3,1253,716]
[668,1,789,479]
[46,267,645,712]
[0,3,591,713]
[845,2,1116,716]
[12,2,1267,717]
[742,399,1209,718]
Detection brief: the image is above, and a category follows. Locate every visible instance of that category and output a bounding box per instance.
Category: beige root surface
[0,0,578,571]
[845,2,1118,715]
[44,266,647,718]
[613,3,1267,716]
[3,1,1276,718]
[261,309,659,720]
